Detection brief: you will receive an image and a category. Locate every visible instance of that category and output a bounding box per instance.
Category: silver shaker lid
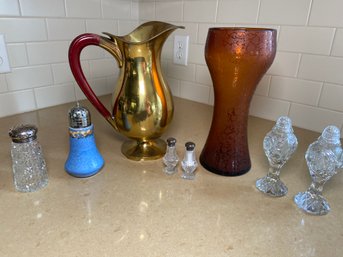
[9,124,38,143]
[68,103,91,128]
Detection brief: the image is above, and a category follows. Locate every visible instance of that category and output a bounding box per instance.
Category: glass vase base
[200,156,251,177]
[294,191,330,216]
[255,176,288,197]
[121,139,166,161]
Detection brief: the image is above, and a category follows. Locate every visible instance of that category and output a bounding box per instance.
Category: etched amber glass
[200,28,277,176]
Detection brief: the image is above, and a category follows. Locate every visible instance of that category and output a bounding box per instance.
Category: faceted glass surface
[11,140,48,192]
[181,151,198,180]
[294,126,342,215]
[256,116,298,197]
[163,145,179,175]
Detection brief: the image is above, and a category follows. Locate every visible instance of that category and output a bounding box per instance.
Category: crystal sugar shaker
[9,124,48,192]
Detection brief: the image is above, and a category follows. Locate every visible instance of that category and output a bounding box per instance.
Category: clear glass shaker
[163,137,179,175]
[9,124,48,192]
[181,142,198,180]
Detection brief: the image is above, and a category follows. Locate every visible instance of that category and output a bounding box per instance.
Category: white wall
[0,0,138,117]
[1,0,343,134]
[140,0,343,133]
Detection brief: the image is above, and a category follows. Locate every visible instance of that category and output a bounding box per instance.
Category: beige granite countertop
[0,95,342,257]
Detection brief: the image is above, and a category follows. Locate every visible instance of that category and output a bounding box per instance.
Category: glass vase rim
[208,27,276,32]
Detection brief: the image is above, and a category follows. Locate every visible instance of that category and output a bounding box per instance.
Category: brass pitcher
[69,21,184,161]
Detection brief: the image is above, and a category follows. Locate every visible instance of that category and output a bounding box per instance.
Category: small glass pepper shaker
[163,137,179,175]
[65,103,104,177]
[181,142,198,180]
[9,124,48,192]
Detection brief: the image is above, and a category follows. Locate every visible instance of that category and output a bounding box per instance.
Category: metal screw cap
[68,103,91,128]
[9,124,38,143]
[185,142,195,151]
[166,137,177,147]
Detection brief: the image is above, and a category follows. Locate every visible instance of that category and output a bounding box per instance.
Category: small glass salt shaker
[163,137,179,175]
[181,142,198,180]
[9,124,48,192]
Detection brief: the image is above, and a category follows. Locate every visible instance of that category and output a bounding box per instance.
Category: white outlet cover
[173,35,189,66]
[0,34,11,73]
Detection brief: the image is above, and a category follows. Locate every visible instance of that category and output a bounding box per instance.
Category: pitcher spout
[111,21,185,44]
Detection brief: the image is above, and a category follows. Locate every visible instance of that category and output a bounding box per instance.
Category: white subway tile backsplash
[319,83,343,112]
[198,23,216,44]
[249,95,290,121]
[255,75,271,96]
[259,0,311,25]
[6,65,53,91]
[171,22,198,44]
[331,29,343,57]
[0,18,47,42]
[195,65,211,86]
[65,0,101,18]
[103,0,131,19]
[27,41,69,65]
[189,44,205,65]
[309,0,343,27]
[166,77,180,97]
[298,55,343,85]
[118,20,139,35]
[0,90,36,117]
[89,59,118,79]
[0,0,343,134]
[156,1,182,22]
[217,0,259,24]
[269,76,322,106]
[267,52,300,77]
[167,62,196,82]
[139,2,155,21]
[47,19,85,40]
[19,0,65,17]
[184,1,217,23]
[289,103,343,133]
[0,74,8,92]
[278,26,335,55]
[180,81,210,104]
[0,0,20,16]
[34,83,76,109]
[86,20,117,34]
[7,44,28,67]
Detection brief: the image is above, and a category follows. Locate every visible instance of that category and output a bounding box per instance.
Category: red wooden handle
[69,33,112,120]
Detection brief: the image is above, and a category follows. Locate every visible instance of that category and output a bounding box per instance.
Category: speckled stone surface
[0,96,342,257]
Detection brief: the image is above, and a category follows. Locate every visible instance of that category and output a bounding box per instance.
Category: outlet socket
[173,35,189,66]
[0,34,10,73]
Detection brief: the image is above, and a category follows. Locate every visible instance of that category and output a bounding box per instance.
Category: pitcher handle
[68,33,123,126]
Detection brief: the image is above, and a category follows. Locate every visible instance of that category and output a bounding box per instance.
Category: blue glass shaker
[65,104,104,177]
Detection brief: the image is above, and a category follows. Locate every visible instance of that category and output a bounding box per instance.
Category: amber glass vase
[200,28,277,176]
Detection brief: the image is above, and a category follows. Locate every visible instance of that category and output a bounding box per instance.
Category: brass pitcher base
[121,139,166,161]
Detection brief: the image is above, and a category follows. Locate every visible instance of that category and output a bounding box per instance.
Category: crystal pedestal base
[256,175,288,197]
[294,191,330,216]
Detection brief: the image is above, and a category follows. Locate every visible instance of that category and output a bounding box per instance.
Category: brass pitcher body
[69,21,184,160]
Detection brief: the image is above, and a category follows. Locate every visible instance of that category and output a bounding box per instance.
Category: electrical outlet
[0,34,11,73]
[173,35,189,66]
